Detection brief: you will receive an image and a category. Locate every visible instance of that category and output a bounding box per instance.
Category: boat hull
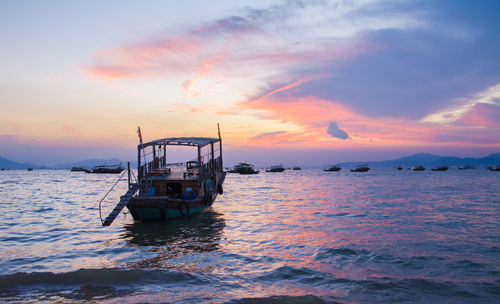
[325,167,341,172]
[127,192,219,221]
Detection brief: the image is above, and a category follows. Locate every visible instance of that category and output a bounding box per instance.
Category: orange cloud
[237,95,444,148]
[238,92,500,150]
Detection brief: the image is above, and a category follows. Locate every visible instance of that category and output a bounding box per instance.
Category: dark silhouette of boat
[85,164,124,174]
[293,167,302,170]
[324,165,341,172]
[487,165,500,171]
[397,166,403,170]
[458,165,474,169]
[266,165,285,172]
[431,166,448,171]
[70,167,87,172]
[229,162,259,174]
[27,168,33,171]
[412,166,425,171]
[350,165,369,172]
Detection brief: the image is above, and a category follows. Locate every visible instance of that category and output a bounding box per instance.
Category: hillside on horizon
[2,152,500,170]
[337,152,500,168]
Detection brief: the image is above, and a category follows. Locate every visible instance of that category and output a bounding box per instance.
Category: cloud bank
[87,0,500,150]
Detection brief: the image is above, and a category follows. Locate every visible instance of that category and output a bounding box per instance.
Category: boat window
[165,183,182,199]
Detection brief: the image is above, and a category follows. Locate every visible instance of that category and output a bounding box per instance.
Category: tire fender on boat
[178,202,190,216]
[217,184,223,195]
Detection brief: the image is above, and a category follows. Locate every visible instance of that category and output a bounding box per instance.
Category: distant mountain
[54,158,127,169]
[0,156,46,169]
[338,152,500,169]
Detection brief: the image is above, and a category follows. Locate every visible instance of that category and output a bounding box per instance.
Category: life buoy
[178,202,190,216]
[217,184,223,195]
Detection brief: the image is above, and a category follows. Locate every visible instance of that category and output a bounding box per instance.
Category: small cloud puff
[327,122,349,140]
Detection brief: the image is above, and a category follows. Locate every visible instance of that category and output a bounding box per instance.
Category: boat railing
[98,169,130,225]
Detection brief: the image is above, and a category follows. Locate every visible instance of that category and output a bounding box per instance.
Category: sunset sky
[1,0,499,166]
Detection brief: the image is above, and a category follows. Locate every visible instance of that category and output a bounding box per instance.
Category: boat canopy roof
[140,137,220,148]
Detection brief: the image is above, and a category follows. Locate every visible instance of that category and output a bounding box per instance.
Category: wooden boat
[324,165,341,172]
[266,165,285,172]
[85,164,124,174]
[350,165,369,172]
[70,167,87,172]
[230,162,259,174]
[412,166,425,171]
[458,165,474,170]
[100,125,226,226]
[431,166,448,171]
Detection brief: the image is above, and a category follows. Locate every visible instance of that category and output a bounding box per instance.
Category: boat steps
[102,183,140,226]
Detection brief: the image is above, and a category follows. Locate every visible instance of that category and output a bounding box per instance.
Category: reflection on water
[120,210,225,270]
[122,210,225,249]
[0,169,499,303]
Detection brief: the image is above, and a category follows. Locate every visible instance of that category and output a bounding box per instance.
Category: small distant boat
[266,165,285,172]
[350,165,369,172]
[324,165,341,172]
[487,165,500,171]
[230,162,259,174]
[70,167,87,172]
[431,166,448,171]
[458,165,474,170]
[27,168,33,171]
[412,166,425,171]
[292,167,302,170]
[86,164,124,174]
[397,166,403,170]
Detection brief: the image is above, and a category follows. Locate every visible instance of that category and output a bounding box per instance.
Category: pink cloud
[89,36,203,80]
[244,76,313,104]
[182,50,229,95]
[454,103,500,128]
[86,5,375,90]
[236,93,500,149]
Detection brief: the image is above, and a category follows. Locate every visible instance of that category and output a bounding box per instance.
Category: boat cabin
[136,137,223,201]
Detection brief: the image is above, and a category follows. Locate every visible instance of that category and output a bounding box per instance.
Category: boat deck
[148,164,199,181]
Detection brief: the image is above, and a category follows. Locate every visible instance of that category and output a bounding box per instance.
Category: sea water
[0,168,499,303]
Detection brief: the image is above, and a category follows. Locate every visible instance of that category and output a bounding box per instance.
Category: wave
[0,268,206,291]
[0,180,18,185]
[226,295,334,304]
[35,207,54,213]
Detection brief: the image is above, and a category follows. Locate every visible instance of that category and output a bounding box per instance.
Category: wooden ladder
[102,183,139,226]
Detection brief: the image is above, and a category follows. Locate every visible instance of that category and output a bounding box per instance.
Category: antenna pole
[217,123,223,169]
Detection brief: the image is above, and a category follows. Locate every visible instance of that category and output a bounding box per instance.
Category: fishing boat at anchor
[85,164,124,174]
[324,165,341,172]
[100,125,226,226]
[266,164,285,172]
[228,162,259,174]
